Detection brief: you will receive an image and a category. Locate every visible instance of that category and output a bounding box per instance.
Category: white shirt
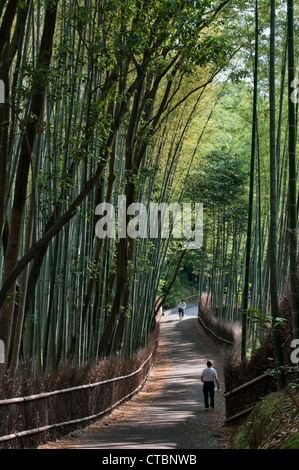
[178,302,186,310]
[201,367,217,382]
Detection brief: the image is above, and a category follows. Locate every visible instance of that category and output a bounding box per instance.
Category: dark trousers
[203,381,214,408]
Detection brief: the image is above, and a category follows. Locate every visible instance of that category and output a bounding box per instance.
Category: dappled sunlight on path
[41,303,226,449]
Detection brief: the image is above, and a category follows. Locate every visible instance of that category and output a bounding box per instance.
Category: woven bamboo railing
[0,335,158,448]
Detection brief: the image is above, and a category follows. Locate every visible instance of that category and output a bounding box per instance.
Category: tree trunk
[0,1,58,373]
[241,0,259,360]
[269,0,285,388]
[287,0,299,340]
[0,0,20,255]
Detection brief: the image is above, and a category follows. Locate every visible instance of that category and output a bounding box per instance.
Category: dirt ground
[40,304,229,450]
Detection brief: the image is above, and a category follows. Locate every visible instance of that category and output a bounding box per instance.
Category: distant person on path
[201,360,220,410]
[177,299,186,320]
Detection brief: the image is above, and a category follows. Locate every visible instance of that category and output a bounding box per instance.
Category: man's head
[207,360,212,367]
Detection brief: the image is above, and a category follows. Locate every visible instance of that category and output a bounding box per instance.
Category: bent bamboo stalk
[225,406,254,423]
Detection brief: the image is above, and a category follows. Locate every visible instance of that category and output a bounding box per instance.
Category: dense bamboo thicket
[186,1,299,367]
[0,0,236,376]
[0,0,298,386]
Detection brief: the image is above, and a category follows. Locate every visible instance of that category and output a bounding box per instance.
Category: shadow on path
[41,304,227,450]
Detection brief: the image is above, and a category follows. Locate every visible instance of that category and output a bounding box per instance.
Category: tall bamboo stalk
[241,0,259,360]
[269,0,285,387]
[287,0,299,340]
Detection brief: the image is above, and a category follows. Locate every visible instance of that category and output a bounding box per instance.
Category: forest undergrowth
[209,292,299,449]
[228,386,299,449]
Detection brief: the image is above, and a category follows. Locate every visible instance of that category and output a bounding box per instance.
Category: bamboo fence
[0,334,158,449]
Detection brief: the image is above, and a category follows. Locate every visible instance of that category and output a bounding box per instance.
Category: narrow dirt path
[40,304,227,450]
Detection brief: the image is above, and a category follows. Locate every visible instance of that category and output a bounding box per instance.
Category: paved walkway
[41,304,227,450]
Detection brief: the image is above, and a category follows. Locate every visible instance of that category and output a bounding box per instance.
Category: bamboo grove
[192,1,299,364]
[0,0,298,380]
[0,0,236,375]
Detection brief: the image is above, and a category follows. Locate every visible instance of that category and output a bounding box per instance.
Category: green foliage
[1,0,297,377]
[233,388,299,449]
[233,429,250,449]
[186,148,248,208]
[0,0,239,373]
[248,308,287,332]
[159,269,195,309]
[281,432,299,449]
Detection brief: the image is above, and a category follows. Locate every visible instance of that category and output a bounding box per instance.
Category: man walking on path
[201,360,220,410]
[40,306,226,449]
[177,299,186,320]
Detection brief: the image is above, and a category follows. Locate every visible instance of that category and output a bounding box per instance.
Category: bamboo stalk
[225,407,254,424]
